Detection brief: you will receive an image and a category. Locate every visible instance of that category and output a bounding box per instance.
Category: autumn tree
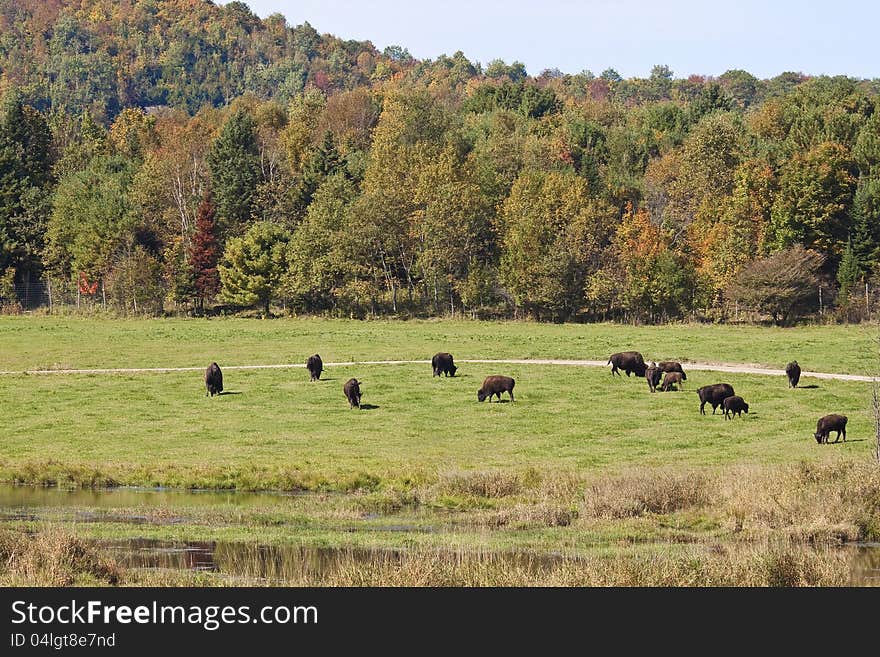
[188,193,221,311]
[725,246,825,325]
[499,170,615,320]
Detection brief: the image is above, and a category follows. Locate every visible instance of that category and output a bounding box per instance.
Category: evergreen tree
[837,238,861,302]
[207,109,261,236]
[293,130,342,213]
[0,93,54,287]
[187,193,221,311]
[219,221,290,315]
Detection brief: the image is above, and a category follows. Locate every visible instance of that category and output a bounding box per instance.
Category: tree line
[2,0,880,324]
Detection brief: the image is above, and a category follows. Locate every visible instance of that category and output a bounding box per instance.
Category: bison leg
[700,401,706,415]
[508,390,515,402]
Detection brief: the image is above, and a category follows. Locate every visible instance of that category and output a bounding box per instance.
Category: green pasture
[0,316,878,375]
[0,360,871,490]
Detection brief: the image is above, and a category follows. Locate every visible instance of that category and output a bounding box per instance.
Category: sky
[227,0,880,80]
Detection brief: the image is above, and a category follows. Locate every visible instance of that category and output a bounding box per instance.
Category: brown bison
[432,352,457,377]
[785,361,801,388]
[722,395,749,419]
[205,362,223,397]
[657,361,687,380]
[477,375,515,402]
[645,363,662,393]
[306,354,323,381]
[696,383,735,415]
[814,414,847,444]
[608,351,647,377]
[343,378,362,408]
[661,371,684,392]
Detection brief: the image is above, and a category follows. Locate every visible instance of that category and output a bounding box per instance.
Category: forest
[2,0,880,323]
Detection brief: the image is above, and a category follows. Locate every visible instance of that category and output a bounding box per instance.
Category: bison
[343,378,362,409]
[814,414,847,444]
[661,371,684,392]
[722,395,749,419]
[657,361,687,380]
[608,351,647,377]
[306,354,323,381]
[205,362,223,397]
[477,375,515,403]
[696,383,735,415]
[785,361,801,388]
[645,363,662,393]
[431,352,457,377]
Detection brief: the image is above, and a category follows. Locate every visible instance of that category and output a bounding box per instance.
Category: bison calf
[432,352,457,377]
[785,361,801,388]
[661,371,684,392]
[696,383,735,415]
[657,361,686,380]
[306,354,323,381]
[608,351,647,377]
[344,378,362,409]
[814,414,847,444]
[205,362,223,397]
[478,375,515,403]
[722,395,749,419]
[645,363,662,393]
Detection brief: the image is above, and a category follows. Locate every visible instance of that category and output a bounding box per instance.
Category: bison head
[743,403,749,413]
[814,431,824,444]
[449,364,458,376]
[477,389,487,402]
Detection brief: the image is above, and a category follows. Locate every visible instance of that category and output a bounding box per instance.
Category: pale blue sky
[228,0,879,80]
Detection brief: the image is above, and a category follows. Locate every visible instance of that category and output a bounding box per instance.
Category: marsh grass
[0,528,119,585]
[0,527,856,586]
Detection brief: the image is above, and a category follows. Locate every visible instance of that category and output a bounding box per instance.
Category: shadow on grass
[797,384,820,389]
[218,391,242,396]
[356,403,379,410]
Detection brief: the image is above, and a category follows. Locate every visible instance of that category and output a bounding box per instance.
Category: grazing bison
[477,375,515,403]
[785,361,801,389]
[608,351,647,377]
[696,383,735,415]
[661,371,684,392]
[431,352,457,377]
[722,395,749,419]
[645,363,662,393]
[814,414,847,444]
[306,354,323,381]
[657,361,687,380]
[205,362,223,397]
[343,378,362,409]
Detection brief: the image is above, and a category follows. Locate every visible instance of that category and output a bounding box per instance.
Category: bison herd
[203,349,849,446]
[606,351,847,444]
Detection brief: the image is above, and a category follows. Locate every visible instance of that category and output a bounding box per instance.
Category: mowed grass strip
[0,316,878,375]
[1,363,871,490]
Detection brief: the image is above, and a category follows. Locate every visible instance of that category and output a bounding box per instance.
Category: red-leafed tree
[187,193,221,311]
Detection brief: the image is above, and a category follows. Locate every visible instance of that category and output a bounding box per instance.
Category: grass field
[0,364,873,489]
[1,317,879,586]
[1,316,879,374]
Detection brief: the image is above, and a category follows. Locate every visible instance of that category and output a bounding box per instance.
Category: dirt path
[0,359,873,382]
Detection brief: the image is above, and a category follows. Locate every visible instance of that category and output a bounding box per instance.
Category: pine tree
[293,130,342,213]
[837,237,861,303]
[187,193,221,311]
[219,221,290,316]
[207,109,261,235]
